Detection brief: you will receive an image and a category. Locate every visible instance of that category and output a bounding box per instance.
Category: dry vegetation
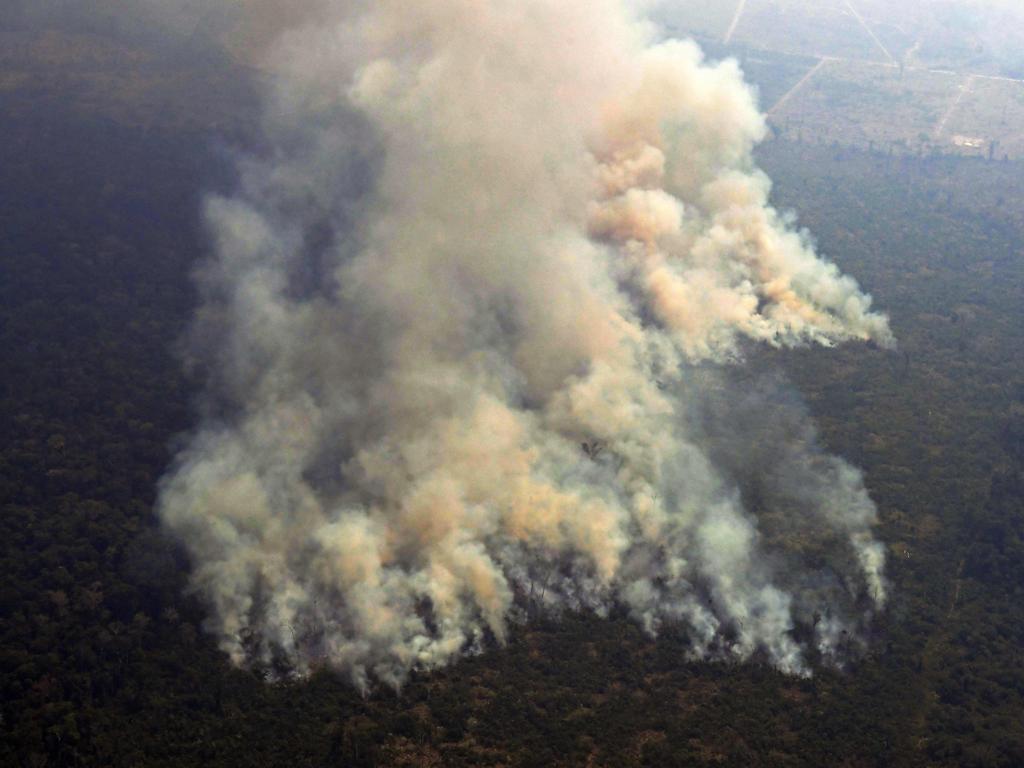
[945,76,1024,159]
[732,0,883,62]
[660,0,1024,159]
[771,60,960,153]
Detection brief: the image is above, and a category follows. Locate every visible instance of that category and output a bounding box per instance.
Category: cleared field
[768,60,964,154]
[942,77,1024,159]
[661,0,1024,78]
[730,0,883,62]
[740,53,821,113]
[654,0,740,40]
[858,14,917,63]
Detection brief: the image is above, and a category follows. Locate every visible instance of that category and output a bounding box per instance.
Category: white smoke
[158,0,893,689]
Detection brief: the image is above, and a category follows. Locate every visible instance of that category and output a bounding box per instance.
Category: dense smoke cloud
[158,0,893,689]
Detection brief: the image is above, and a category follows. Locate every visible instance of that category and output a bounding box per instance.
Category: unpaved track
[723,0,747,44]
[844,0,895,63]
[767,57,831,115]
[934,75,976,139]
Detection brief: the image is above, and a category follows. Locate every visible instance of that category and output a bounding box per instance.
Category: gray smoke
[158,0,893,690]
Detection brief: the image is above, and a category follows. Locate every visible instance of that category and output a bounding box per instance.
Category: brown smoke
[159,0,892,689]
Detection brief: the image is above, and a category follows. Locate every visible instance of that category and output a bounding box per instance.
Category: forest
[2,35,1024,768]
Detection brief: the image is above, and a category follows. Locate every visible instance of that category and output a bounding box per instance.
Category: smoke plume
[158,0,894,689]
